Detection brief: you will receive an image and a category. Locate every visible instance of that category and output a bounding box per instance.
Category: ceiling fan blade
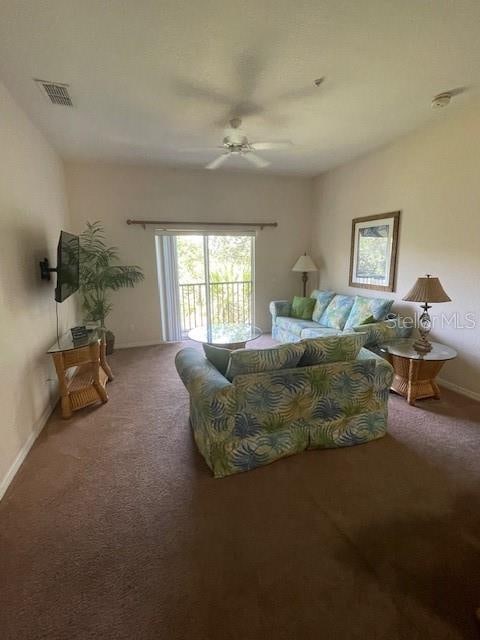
[205,154,229,170]
[244,153,270,169]
[179,147,223,153]
[251,141,293,151]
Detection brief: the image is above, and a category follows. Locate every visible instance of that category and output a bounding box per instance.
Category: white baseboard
[0,401,55,501]
[437,377,480,402]
[116,340,164,349]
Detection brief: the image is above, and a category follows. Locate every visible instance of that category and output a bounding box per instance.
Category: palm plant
[79,221,144,334]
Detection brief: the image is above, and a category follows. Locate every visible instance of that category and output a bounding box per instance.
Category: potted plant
[79,221,144,354]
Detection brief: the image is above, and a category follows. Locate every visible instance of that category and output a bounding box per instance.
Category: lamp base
[301,272,308,297]
[413,337,433,355]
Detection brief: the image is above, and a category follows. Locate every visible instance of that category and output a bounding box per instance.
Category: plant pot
[105,330,115,355]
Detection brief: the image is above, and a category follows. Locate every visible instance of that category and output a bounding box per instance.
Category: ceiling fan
[184,118,292,170]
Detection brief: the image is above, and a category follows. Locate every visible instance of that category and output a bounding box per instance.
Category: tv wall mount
[39,258,57,281]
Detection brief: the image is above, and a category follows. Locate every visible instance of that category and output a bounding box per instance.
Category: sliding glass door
[157,233,255,339]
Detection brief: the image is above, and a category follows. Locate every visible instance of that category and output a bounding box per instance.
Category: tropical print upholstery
[225,342,305,380]
[269,300,292,322]
[300,327,341,339]
[175,346,394,478]
[319,295,355,330]
[311,290,336,323]
[271,291,394,347]
[299,333,367,366]
[291,296,316,320]
[343,295,394,330]
[352,318,413,347]
[275,317,322,337]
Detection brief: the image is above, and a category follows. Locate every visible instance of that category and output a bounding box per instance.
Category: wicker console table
[48,331,114,418]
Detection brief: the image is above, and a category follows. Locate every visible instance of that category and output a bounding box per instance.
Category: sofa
[270,290,396,346]
[175,335,394,478]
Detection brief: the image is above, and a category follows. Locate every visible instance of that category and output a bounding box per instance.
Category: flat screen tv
[55,231,80,302]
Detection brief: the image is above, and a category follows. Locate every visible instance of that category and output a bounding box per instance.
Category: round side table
[188,323,262,350]
[379,339,457,406]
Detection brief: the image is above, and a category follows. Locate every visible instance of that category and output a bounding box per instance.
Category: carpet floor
[1,338,480,640]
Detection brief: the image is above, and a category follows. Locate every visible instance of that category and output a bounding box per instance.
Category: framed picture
[349,211,400,292]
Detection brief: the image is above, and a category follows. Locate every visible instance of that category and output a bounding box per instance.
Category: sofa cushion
[291,296,316,320]
[319,295,355,330]
[299,333,367,366]
[226,342,305,381]
[311,290,336,323]
[343,295,394,330]
[203,343,232,376]
[300,327,341,339]
[352,318,413,347]
[276,316,321,337]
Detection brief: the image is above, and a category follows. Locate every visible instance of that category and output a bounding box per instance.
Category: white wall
[0,82,75,497]
[65,162,313,347]
[311,98,480,398]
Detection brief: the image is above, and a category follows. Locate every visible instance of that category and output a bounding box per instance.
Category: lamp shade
[292,254,318,272]
[402,275,451,303]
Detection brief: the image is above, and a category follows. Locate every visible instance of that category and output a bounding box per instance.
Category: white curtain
[156,235,183,341]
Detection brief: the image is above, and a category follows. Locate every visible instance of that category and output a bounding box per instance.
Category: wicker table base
[389,355,444,406]
[380,339,457,407]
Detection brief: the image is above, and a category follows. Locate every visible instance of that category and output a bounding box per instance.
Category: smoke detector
[431,92,451,109]
[34,79,73,106]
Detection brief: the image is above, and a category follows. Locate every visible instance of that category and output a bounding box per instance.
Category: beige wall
[65,162,313,346]
[311,98,480,398]
[0,82,75,496]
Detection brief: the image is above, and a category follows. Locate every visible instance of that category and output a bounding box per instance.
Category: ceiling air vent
[35,79,73,106]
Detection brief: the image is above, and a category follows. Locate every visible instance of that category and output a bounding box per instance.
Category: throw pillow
[225,342,305,381]
[343,295,394,330]
[311,290,336,323]
[203,343,232,376]
[299,333,367,366]
[319,295,355,330]
[361,315,376,324]
[291,296,316,320]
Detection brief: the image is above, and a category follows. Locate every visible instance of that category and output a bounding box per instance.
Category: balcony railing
[179,281,252,333]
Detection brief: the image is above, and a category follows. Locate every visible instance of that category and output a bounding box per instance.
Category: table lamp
[292,253,318,296]
[402,274,451,354]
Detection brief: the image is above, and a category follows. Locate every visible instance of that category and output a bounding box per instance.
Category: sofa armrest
[175,347,232,396]
[269,300,292,321]
[351,319,413,347]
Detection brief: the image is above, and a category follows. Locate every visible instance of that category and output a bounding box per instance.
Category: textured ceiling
[0,0,479,176]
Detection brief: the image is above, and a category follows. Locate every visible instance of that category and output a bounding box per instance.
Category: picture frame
[349,211,400,292]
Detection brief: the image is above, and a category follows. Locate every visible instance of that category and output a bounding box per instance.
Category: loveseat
[175,335,394,478]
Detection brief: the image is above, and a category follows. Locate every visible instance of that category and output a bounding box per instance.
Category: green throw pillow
[299,333,367,366]
[203,343,231,376]
[291,296,316,320]
[361,315,376,325]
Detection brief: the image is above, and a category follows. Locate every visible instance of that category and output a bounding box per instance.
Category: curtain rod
[126,219,278,230]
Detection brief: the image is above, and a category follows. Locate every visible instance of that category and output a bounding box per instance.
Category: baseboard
[437,377,480,402]
[0,401,55,502]
[116,340,164,349]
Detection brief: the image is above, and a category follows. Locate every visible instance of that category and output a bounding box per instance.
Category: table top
[188,323,262,346]
[48,329,103,353]
[379,338,457,361]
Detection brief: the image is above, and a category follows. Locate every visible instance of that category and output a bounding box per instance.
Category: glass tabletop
[48,329,104,353]
[188,323,262,345]
[379,338,457,361]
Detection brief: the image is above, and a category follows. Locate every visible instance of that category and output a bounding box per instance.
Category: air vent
[35,79,73,106]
